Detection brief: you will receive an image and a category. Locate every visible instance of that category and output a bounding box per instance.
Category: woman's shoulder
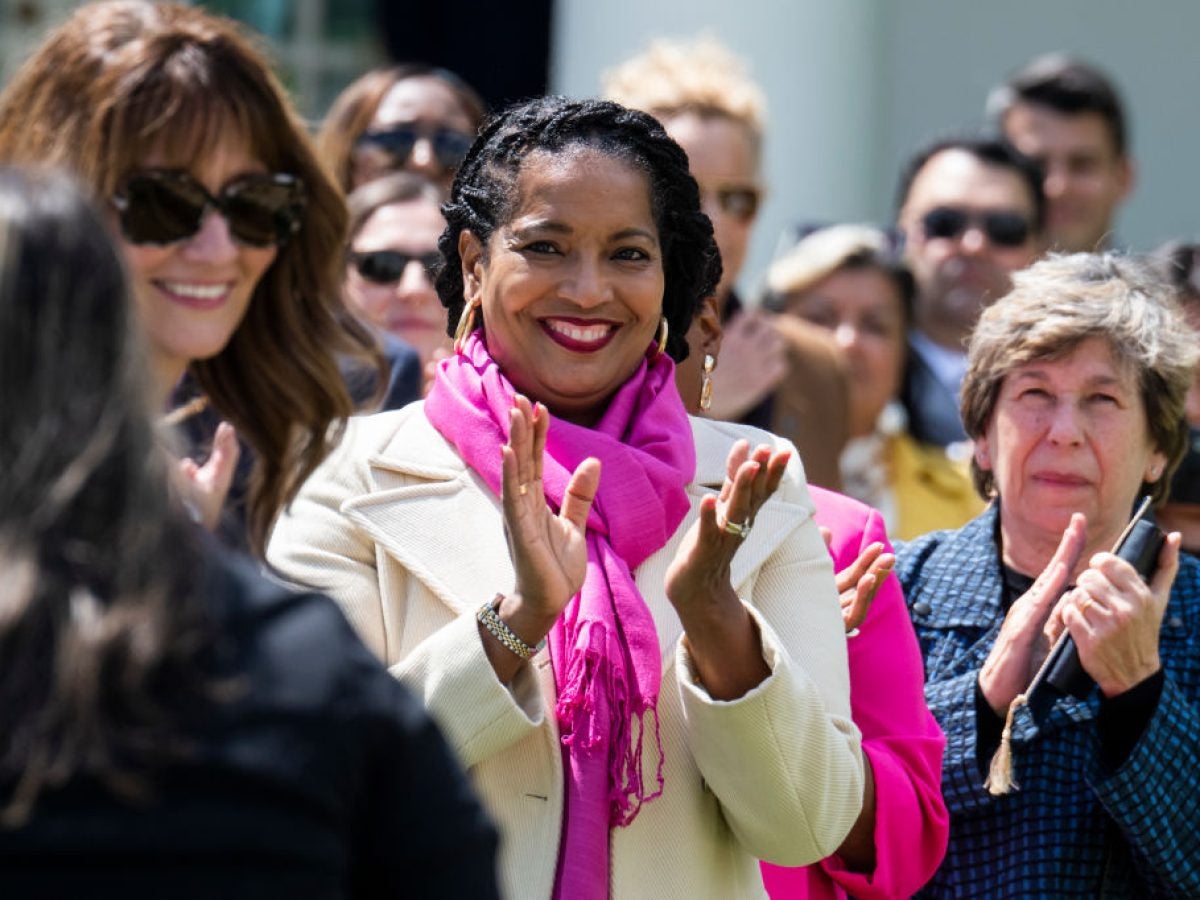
[314,402,465,486]
[206,549,408,722]
[893,506,997,585]
[689,415,812,505]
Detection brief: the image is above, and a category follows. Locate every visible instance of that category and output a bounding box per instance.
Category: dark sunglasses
[348,249,442,284]
[921,206,1031,248]
[112,170,306,247]
[355,125,473,172]
[711,185,761,222]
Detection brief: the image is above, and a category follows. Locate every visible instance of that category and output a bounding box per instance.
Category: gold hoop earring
[655,315,669,356]
[453,301,480,353]
[699,353,716,412]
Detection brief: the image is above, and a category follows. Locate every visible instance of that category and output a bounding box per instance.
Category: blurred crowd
[0,3,1197,898]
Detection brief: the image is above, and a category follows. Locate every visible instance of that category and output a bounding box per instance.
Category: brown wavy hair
[317,63,486,193]
[0,0,381,555]
[0,166,212,825]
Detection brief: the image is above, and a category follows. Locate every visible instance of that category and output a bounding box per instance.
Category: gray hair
[961,252,1199,503]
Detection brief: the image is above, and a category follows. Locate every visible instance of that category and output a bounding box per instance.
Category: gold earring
[655,315,669,356]
[453,300,480,353]
[699,353,716,412]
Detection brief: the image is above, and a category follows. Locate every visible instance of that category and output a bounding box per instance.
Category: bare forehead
[508,147,655,219]
[908,149,1034,213]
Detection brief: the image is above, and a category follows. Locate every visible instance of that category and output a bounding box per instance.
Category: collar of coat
[335,405,814,654]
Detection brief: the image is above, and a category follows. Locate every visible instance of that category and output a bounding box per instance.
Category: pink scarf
[425,331,695,899]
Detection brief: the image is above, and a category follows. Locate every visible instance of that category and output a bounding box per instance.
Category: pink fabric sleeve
[761,490,948,900]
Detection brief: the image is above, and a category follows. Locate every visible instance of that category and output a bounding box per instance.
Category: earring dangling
[655,315,669,356]
[699,353,716,412]
[453,300,480,353]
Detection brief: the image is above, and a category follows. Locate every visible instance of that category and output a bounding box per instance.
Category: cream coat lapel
[340,410,812,666]
[340,411,514,617]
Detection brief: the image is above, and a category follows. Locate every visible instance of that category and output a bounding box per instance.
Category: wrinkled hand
[979,513,1087,715]
[1054,533,1181,697]
[175,421,240,532]
[706,309,788,421]
[500,395,599,623]
[665,440,789,611]
[821,526,895,634]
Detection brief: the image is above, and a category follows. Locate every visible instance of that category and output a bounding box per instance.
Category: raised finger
[1149,533,1182,606]
[720,440,751,503]
[508,398,535,492]
[722,458,761,531]
[560,457,600,531]
[840,541,885,589]
[530,401,548,484]
[744,444,785,515]
[842,572,876,632]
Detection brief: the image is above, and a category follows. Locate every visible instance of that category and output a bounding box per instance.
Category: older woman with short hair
[897,253,1200,896]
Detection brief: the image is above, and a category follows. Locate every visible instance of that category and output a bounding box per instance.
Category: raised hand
[979,513,1087,715]
[823,529,894,634]
[705,309,788,421]
[498,395,599,629]
[1060,532,1181,697]
[175,420,240,531]
[664,440,790,699]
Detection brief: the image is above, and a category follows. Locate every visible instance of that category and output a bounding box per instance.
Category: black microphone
[1026,515,1164,715]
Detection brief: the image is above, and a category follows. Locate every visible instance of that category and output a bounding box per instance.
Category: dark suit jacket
[901,336,966,448]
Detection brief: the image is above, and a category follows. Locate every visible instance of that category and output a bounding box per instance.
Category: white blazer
[268,404,863,899]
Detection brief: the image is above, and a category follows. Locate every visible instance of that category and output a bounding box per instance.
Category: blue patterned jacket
[896,505,1200,898]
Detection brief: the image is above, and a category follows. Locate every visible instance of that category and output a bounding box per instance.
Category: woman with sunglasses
[270,96,864,899]
[344,172,452,396]
[0,0,378,556]
[0,165,498,899]
[319,63,486,195]
[764,225,983,540]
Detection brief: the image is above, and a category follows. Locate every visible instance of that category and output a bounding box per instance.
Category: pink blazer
[761,486,948,899]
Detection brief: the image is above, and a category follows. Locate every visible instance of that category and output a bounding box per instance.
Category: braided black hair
[435,95,721,362]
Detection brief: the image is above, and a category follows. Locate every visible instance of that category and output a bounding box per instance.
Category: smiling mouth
[540,317,619,352]
[156,280,233,310]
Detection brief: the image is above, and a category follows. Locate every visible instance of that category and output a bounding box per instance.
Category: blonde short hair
[763,225,914,322]
[962,253,1200,504]
[603,36,766,157]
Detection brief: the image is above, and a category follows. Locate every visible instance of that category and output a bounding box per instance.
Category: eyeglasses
[348,249,442,284]
[709,185,761,223]
[112,170,306,247]
[355,125,474,173]
[920,206,1031,248]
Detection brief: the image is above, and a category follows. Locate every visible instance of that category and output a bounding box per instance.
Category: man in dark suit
[894,136,1045,447]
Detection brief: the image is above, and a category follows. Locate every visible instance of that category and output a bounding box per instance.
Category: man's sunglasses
[355,125,473,173]
[711,185,761,223]
[348,249,442,285]
[920,206,1031,248]
[112,170,306,247]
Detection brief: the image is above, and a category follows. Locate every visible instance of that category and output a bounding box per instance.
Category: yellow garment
[889,432,985,541]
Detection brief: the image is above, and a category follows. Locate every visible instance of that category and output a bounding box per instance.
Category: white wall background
[552,0,1200,299]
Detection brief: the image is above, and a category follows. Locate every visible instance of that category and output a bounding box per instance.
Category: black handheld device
[1027,514,1165,713]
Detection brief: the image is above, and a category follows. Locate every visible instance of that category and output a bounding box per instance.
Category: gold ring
[722,518,751,538]
[518,483,528,496]
[1077,593,1093,613]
